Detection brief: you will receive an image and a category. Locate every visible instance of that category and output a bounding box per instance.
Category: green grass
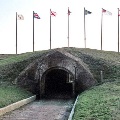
[0,50,49,82]
[65,47,120,83]
[63,48,120,120]
[0,84,33,108]
[73,81,120,120]
[0,50,50,108]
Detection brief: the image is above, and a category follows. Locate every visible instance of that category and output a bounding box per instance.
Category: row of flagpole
[84,8,120,53]
[16,10,56,54]
[16,7,120,54]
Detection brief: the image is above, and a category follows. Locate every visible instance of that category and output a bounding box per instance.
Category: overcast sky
[0,0,120,54]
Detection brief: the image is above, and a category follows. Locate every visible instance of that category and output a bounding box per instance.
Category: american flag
[34,12,40,19]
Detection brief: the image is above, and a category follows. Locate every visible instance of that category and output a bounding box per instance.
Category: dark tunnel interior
[44,69,73,98]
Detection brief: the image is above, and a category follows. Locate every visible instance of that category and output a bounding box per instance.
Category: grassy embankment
[0,50,49,108]
[0,47,120,119]
[64,48,120,120]
[0,85,32,108]
[73,81,120,120]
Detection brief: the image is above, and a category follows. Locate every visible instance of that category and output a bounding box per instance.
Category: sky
[0,0,120,54]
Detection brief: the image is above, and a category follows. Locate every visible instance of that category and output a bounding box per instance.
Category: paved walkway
[0,99,74,120]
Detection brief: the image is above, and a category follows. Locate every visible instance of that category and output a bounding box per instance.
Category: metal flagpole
[68,7,70,47]
[101,8,103,50]
[33,11,34,52]
[16,12,17,54]
[118,8,119,53]
[50,9,51,49]
[84,7,86,48]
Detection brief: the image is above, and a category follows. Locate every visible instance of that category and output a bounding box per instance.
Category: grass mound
[0,48,120,84]
[0,47,120,116]
[0,50,49,83]
[65,47,120,83]
[73,81,120,120]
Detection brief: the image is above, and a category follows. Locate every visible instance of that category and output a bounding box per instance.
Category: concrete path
[0,99,74,120]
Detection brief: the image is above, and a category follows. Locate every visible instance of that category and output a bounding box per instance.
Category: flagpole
[101,8,103,50]
[33,11,34,52]
[118,8,119,53]
[84,7,86,48]
[16,12,17,54]
[50,9,51,49]
[68,7,69,47]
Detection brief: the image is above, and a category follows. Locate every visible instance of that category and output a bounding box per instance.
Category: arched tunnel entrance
[16,49,96,99]
[41,68,74,98]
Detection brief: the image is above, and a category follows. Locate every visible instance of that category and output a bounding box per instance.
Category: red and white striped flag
[34,12,40,19]
[102,8,112,15]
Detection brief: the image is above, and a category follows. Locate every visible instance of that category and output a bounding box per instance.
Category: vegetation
[65,47,120,83]
[64,48,120,120]
[0,84,33,108]
[0,48,119,83]
[0,50,48,108]
[73,81,120,120]
[0,47,120,119]
[0,50,49,82]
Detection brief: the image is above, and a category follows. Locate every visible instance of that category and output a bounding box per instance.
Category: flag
[16,13,24,54]
[85,9,92,15]
[118,9,120,16]
[84,8,92,48]
[34,12,40,19]
[68,8,71,15]
[118,8,120,53]
[102,8,112,15]
[101,8,112,50]
[17,14,24,20]
[50,11,56,16]
[50,9,56,49]
[67,7,71,47]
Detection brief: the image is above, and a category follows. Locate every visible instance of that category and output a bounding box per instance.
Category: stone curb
[68,95,79,120]
[0,95,36,116]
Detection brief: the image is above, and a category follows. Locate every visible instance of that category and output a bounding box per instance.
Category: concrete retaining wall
[0,95,36,116]
[68,95,79,120]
